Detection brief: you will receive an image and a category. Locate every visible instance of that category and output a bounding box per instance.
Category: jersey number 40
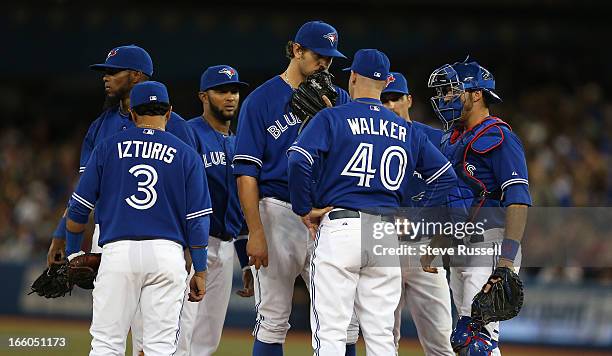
[340,143,408,191]
[125,164,158,210]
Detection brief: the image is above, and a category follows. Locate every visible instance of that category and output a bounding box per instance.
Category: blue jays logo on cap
[218,67,236,79]
[323,32,337,45]
[294,21,346,59]
[200,65,249,91]
[382,72,409,95]
[107,49,118,59]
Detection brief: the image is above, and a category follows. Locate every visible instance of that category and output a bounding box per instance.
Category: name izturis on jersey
[116,140,177,163]
[347,117,407,142]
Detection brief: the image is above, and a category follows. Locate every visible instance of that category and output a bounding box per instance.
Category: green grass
[1,317,610,356]
[0,318,424,355]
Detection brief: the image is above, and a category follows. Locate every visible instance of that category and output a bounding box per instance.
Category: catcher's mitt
[471,266,524,324]
[290,71,338,134]
[29,263,72,298]
[68,253,101,290]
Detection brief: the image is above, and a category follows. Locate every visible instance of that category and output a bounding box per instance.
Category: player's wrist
[52,216,67,239]
[500,238,520,262]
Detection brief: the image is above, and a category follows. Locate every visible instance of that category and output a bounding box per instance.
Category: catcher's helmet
[428,58,501,130]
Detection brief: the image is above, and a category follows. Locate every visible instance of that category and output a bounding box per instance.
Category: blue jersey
[287,98,457,216]
[233,76,350,202]
[403,121,444,207]
[68,127,212,249]
[79,107,195,174]
[53,106,197,240]
[188,117,244,240]
[441,116,531,228]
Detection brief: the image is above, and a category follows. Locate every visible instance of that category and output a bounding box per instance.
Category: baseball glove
[68,253,101,290]
[290,71,338,134]
[471,266,524,324]
[29,263,72,298]
[28,253,102,298]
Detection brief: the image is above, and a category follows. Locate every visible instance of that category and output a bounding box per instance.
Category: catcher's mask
[428,59,502,131]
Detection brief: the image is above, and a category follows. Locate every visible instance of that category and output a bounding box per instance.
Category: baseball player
[428,59,531,355]
[65,81,212,355]
[287,49,457,355]
[47,44,195,263]
[176,65,250,356]
[44,45,197,356]
[233,21,358,356]
[381,72,455,355]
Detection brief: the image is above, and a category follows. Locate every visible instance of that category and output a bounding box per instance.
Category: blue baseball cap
[451,60,502,103]
[343,49,390,81]
[90,45,154,77]
[294,21,346,59]
[130,81,169,109]
[382,72,409,95]
[200,65,249,91]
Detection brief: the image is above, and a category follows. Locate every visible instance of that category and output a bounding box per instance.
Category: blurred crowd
[0,78,609,283]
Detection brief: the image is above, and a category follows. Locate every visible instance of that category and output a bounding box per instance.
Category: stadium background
[1,0,610,354]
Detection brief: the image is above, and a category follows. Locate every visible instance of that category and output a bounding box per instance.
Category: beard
[209,102,236,122]
[102,85,131,111]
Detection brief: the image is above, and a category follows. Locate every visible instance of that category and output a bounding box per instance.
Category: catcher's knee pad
[451,316,497,355]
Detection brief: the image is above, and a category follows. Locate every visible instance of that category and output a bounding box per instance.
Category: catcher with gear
[29,253,101,298]
[290,70,338,133]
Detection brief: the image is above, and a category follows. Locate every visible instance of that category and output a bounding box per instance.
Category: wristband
[500,238,520,262]
[52,216,67,240]
[190,247,208,272]
[66,230,84,256]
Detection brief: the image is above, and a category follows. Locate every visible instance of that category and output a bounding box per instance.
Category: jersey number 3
[341,143,408,191]
[125,164,158,210]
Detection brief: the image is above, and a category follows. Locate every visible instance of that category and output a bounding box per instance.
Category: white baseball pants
[253,198,359,345]
[89,239,187,356]
[393,241,454,356]
[310,210,401,356]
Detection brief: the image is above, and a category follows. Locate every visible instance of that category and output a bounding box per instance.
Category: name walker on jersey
[347,117,407,142]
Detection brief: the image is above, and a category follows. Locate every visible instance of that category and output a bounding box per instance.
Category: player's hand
[236,267,254,297]
[420,253,438,274]
[188,271,206,302]
[47,238,66,267]
[301,206,333,239]
[482,258,514,293]
[322,95,333,108]
[247,228,268,270]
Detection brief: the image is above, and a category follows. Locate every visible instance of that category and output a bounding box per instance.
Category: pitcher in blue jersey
[233,21,357,356]
[177,65,250,356]
[65,82,212,356]
[428,59,531,356]
[382,72,455,356]
[288,49,457,355]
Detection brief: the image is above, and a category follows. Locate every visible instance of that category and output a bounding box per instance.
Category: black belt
[210,231,233,241]
[469,234,484,243]
[328,209,360,220]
